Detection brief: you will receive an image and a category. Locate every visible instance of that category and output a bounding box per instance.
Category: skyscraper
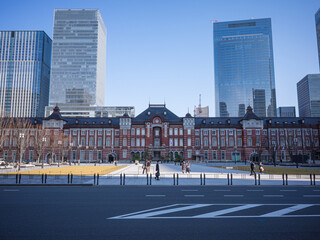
[0,31,52,117]
[49,9,107,106]
[214,18,277,117]
[316,8,320,70]
[297,74,320,117]
[277,106,296,117]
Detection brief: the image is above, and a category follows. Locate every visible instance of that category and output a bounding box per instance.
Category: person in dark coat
[155,161,160,180]
[250,160,255,175]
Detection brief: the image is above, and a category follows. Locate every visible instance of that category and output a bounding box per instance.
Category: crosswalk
[109,203,320,219]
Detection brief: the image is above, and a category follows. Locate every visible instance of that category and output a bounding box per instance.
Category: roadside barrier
[97,174,99,185]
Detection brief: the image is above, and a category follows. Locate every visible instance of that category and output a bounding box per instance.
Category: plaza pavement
[0,162,318,186]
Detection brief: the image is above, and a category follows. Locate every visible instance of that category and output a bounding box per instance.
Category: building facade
[277,107,296,118]
[0,31,52,117]
[49,9,107,106]
[316,8,320,70]
[214,18,277,117]
[297,74,320,117]
[1,104,319,164]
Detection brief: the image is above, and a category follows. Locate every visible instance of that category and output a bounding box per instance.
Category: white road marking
[3,189,20,192]
[247,190,264,192]
[181,190,198,192]
[184,195,204,197]
[195,204,261,218]
[122,204,211,219]
[280,190,297,192]
[313,190,320,192]
[263,195,283,197]
[303,195,320,197]
[145,195,166,197]
[261,204,313,217]
[224,195,244,197]
[214,189,231,192]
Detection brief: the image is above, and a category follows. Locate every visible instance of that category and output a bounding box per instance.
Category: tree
[34,125,47,167]
[0,117,10,160]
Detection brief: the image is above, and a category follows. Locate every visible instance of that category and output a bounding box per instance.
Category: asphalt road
[1,185,320,240]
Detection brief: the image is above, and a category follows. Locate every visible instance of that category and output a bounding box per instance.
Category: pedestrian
[186,161,191,174]
[259,161,264,173]
[142,161,147,174]
[155,161,160,180]
[250,160,255,175]
[147,160,151,173]
[182,160,185,174]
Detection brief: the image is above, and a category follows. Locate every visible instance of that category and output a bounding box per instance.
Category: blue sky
[0,0,319,117]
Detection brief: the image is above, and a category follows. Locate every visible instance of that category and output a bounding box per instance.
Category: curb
[0,184,93,187]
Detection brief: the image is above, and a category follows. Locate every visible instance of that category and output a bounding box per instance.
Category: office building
[277,107,296,117]
[297,74,320,117]
[49,9,107,106]
[214,18,277,117]
[316,8,320,70]
[0,31,52,117]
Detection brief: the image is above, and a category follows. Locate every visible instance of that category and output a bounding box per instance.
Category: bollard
[313,174,316,186]
[120,173,122,185]
[227,174,230,185]
[310,174,313,186]
[41,174,44,184]
[282,173,285,185]
[231,174,233,185]
[68,174,70,184]
[177,173,179,185]
[147,173,149,185]
[19,174,21,184]
[16,174,18,184]
[254,173,257,185]
[45,174,47,184]
[286,174,288,185]
[258,174,261,185]
[97,174,99,185]
[200,173,202,185]
[150,174,152,185]
[173,174,175,186]
[123,174,125,185]
[204,174,206,186]
[71,173,73,184]
[94,174,96,185]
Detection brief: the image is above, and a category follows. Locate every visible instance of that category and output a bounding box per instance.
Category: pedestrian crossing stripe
[108,204,320,219]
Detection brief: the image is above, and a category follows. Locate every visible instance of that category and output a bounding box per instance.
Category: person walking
[155,161,160,180]
[186,161,191,174]
[259,161,264,173]
[250,160,255,175]
[142,161,147,174]
[182,160,186,174]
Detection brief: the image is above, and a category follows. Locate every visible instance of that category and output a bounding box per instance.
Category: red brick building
[1,104,319,164]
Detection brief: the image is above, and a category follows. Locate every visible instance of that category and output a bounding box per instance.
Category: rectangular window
[30,138,34,147]
[90,130,94,135]
[256,137,261,146]
[115,130,119,136]
[97,150,102,160]
[212,130,216,135]
[204,130,208,136]
[131,138,135,146]
[280,129,284,135]
[187,129,191,135]
[221,137,225,147]
[247,130,252,135]
[288,130,293,136]
[89,137,94,147]
[169,128,173,135]
[29,150,33,162]
[280,138,284,147]
[212,137,217,146]
[98,130,102,135]
[179,128,183,135]
[106,137,111,147]
[141,138,145,147]
[81,138,85,146]
[72,130,77,136]
[174,128,178,135]
[123,149,127,159]
[81,130,86,135]
[169,138,173,146]
[306,138,310,147]
[195,138,200,146]
[248,137,252,147]
[179,138,183,147]
[256,130,260,135]
[131,128,135,135]
[187,138,191,146]
[204,151,208,160]
[136,138,140,147]
[237,138,242,147]
[221,130,225,135]
[115,138,119,147]
[263,130,267,135]
[195,130,200,135]
[64,130,69,135]
[221,151,226,160]
[136,128,140,135]
[271,129,276,135]
[174,138,178,146]
[123,129,127,135]
[229,130,233,135]
[123,138,127,146]
[155,129,160,136]
[141,128,145,135]
[187,150,192,158]
[98,137,102,147]
[106,130,111,135]
[204,137,208,147]
[213,151,217,160]
[297,129,301,136]
[229,137,234,147]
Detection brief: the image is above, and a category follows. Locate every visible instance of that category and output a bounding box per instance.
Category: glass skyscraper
[49,9,107,106]
[316,8,320,70]
[297,74,320,117]
[214,18,277,117]
[0,31,52,117]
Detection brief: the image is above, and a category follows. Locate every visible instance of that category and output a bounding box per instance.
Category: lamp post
[69,142,74,166]
[42,137,46,168]
[86,146,89,164]
[18,133,25,171]
[78,144,82,166]
[58,140,62,167]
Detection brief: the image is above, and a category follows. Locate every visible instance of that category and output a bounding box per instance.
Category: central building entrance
[153,151,161,160]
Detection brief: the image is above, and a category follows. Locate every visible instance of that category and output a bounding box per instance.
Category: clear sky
[0,0,319,117]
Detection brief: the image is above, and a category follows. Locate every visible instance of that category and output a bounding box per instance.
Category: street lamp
[58,140,62,167]
[18,133,25,171]
[69,142,74,166]
[42,137,47,169]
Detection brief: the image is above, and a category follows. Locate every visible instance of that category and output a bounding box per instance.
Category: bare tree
[34,125,47,168]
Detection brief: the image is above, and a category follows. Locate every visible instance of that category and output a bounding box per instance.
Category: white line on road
[145,195,166,197]
[181,190,198,192]
[303,195,320,197]
[261,204,313,217]
[280,190,297,192]
[247,190,264,192]
[3,189,20,192]
[224,195,244,197]
[214,189,231,192]
[184,195,204,197]
[195,204,261,218]
[313,190,320,192]
[263,195,284,197]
